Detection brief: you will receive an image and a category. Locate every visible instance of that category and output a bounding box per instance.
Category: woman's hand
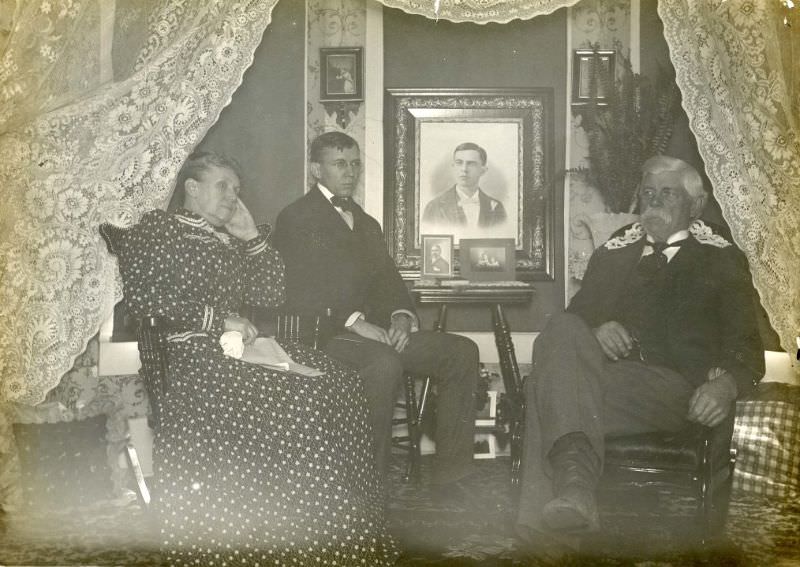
[224,315,258,345]
[225,198,259,242]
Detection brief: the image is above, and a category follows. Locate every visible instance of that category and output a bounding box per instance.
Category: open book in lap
[220,332,325,377]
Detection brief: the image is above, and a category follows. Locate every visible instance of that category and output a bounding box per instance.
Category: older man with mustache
[515,156,764,553]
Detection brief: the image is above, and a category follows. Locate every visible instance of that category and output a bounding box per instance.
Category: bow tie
[646,239,685,254]
[331,196,355,212]
[638,239,686,277]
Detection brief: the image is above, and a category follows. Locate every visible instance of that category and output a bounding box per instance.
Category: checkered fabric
[733,400,800,498]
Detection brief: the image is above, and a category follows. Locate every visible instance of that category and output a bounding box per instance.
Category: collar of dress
[174,209,233,246]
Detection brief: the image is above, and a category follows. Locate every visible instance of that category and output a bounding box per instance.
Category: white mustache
[641,208,672,225]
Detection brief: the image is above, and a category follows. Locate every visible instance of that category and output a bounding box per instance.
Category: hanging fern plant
[576,43,681,214]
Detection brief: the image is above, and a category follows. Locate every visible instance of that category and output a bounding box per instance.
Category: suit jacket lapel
[663,235,701,282]
[309,186,355,235]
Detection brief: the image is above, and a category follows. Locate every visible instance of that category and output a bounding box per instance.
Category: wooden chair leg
[710,447,737,537]
[698,434,713,545]
[404,375,421,483]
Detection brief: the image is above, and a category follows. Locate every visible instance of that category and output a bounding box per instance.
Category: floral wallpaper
[306,0,367,202]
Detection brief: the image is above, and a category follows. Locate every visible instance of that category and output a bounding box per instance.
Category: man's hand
[593,321,634,361]
[225,198,259,242]
[687,368,738,427]
[224,315,258,345]
[350,318,392,346]
[388,314,413,353]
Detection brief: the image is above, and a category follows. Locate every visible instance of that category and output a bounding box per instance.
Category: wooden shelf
[410,284,535,305]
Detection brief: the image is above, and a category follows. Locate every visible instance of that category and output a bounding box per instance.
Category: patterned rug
[1,455,798,566]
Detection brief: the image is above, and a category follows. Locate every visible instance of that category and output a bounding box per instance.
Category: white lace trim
[376,0,580,24]
[689,220,731,249]
[603,222,644,250]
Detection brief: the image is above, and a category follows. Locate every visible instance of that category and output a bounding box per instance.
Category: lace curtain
[376,0,579,23]
[659,0,800,357]
[0,0,280,405]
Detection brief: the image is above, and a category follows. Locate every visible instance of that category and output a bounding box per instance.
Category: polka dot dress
[114,209,398,566]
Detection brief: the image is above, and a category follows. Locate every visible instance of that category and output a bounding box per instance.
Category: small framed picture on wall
[320,47,363,102]
[420,234,454,278]
[572,49,615,105]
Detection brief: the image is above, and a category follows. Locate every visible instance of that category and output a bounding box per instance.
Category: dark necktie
[331,196,355,212]
[637,240,684,278]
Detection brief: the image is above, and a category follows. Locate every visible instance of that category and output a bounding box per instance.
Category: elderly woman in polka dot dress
[111,151,398,566]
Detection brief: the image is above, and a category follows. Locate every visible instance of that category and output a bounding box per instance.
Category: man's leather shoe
[544,432,601,532]
[541,484,600,532]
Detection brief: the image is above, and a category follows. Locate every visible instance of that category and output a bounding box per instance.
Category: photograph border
[420,234,454,278]
[386,88,554,281]
[475,390,498,427]
[320,47,364,102]
[473,432,497,460]
[572,49,615,105]
[459,238,516,282]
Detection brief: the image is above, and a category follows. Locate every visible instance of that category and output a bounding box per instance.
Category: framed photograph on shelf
[572,49,615,105]
[473,433,497,460]
[320,47,363,102]
[420,234,454,278]
[386,88,555,281]
[459,238,516,282]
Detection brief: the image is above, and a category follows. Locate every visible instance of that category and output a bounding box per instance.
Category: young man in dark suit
[515,156,764,548]
[273,132,479,496]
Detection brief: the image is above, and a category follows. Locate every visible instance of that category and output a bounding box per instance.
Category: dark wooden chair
[391,374,432,483]
[250,306,330,350]
[100,223,159,508]
[599,413,737,544]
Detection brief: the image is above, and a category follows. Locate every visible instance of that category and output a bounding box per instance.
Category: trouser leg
[401,331,479,485]
[325,333,404,480]
[516,313,695,536]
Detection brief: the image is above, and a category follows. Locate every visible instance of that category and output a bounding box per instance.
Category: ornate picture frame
[386,88,554,281]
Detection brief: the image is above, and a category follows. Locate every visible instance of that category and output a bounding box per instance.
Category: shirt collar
[317,183,335,203]
[318,183,356,211]
[456,186,481,204]
[646,229,690,246]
